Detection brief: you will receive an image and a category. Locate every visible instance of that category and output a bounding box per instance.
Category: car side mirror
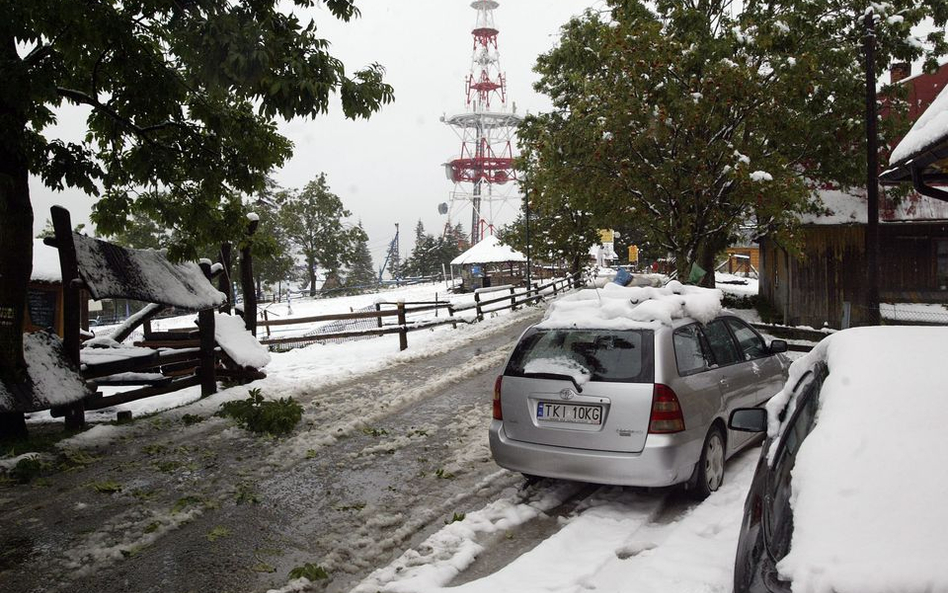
[769,339,788,354]
[729,408,768,433]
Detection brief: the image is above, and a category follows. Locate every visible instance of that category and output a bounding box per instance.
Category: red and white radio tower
[442,0,521,245]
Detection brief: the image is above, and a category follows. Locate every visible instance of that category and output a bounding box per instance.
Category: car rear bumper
[488,420,703,487]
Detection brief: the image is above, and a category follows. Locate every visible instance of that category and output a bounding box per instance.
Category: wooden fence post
[241,217,260,336]
[475,291,483,321]
[448,305,457,330]
[218,242,232,314]
[198,262,217,397]
[375,303,383,328]
[397,302,408,351]
[262,309,271,338]
[50,206,85,430]
[509,286,516,310]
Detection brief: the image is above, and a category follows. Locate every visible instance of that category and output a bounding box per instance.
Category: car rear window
[505,329,654,383]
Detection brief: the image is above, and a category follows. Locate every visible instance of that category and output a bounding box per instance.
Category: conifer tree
[345,223,378,292]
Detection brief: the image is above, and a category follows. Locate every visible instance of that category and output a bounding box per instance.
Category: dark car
[728,361,827,593]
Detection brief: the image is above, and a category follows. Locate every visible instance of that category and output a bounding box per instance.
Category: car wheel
[688,426,725,500]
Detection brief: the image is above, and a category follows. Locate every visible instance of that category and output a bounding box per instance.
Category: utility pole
[393,222,401,286]
[525,194,532,288]
[864,11,881,325]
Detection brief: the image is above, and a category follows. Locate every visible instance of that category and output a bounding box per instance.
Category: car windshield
[506,328,654,383]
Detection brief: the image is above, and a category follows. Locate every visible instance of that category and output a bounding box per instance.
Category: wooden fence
[257,273,582,351]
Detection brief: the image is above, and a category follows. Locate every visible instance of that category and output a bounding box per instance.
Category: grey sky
[30,0,597,267]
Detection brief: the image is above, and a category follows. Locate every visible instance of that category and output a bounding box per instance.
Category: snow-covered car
[488,281,789,499]
[729,326,948,593]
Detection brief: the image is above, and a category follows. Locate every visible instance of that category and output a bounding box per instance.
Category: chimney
[891,62,911,84]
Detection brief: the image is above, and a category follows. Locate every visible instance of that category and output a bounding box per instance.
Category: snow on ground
[355,449,761,593]
[715,272,758,296]
[28,283,549,446]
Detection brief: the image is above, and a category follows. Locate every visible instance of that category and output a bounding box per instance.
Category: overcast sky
[30,0,597,267]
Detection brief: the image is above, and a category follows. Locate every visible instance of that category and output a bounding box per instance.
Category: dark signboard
[27,288,59,330]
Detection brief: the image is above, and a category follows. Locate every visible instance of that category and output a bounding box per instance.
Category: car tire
[687,426,726,501]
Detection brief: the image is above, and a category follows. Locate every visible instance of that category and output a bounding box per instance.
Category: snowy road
[1,301,764,593]
[0,308,545,593]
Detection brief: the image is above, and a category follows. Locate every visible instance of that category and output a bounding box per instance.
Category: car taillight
[649,383,685,433]
[493,375,503,420]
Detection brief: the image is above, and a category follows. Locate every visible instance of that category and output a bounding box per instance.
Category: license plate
[536,402,602,425]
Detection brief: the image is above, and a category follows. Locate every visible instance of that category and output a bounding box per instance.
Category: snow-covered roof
[537,281,723,330]
[450,235,526,266]
[802,187,948,225]
[764,326,948,593]
[72,234,227,310]
[32,239,62,283]
[890,81,948,165]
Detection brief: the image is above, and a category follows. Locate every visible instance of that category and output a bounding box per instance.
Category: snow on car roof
[536,280,723,330]
[766,325,948,593]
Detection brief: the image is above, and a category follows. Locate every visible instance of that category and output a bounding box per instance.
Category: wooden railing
[257,273,582,352]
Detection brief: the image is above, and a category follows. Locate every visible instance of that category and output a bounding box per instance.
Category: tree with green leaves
[1,0,393,420]
[518,0,947,285]
[280,174,363,296]
[344,223,378,292]
[500,192,600,275]
[245,185,297,293]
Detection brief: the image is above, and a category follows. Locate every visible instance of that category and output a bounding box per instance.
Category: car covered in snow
[729,326,948,593]
[488,281,790,499]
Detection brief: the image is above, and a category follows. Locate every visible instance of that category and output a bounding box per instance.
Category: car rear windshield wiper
[519,372,584,393]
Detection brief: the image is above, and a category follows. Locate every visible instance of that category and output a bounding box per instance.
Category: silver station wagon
[489,291,789,499]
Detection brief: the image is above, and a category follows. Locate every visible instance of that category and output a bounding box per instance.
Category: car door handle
[719,378,730,387]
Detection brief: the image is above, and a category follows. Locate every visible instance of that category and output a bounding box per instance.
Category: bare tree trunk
[217,242,233,314]
[308,258,317,297]
[0,37,33,438]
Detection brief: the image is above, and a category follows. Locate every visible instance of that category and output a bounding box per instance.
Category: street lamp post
[525,195,532,289]
[864,11,881,325]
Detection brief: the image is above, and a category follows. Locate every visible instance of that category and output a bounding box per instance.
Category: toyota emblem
[559,388,576,400]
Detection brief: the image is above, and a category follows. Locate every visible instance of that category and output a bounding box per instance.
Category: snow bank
[536,281,723,330]
[769,326,948,593]
[214,313,271,368]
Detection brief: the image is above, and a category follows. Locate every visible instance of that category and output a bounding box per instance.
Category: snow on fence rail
[256,273,582,352]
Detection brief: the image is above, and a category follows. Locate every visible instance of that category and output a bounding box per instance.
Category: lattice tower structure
[442,0,521,245]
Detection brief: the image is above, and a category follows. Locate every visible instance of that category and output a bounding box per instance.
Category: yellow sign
[628,245,639,263]
[599,229,614,243]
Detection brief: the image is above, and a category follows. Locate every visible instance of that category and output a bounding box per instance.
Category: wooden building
[759,190,948,328]
[723,245,760,276]
[759,63,948,328]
